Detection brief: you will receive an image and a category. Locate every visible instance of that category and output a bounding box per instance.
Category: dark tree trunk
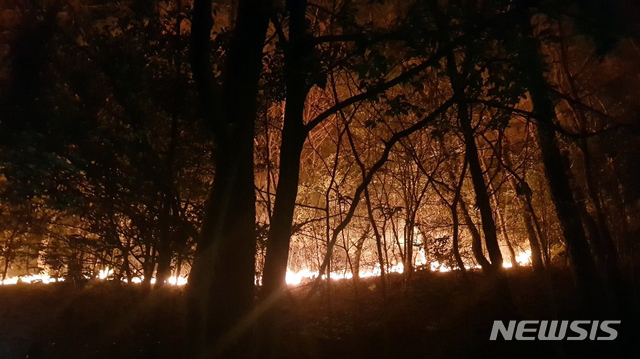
[364,188,387,298]
[460,199,492,271]
[481,155,517,268]
[450,162,468,274]
[154,249,172,288]
[580,142,621,283]
[142,245,154,289]
[502,140,545,270]
[261,0,310,298]
[434,5,503,270]
[2,229,18,282]
[187,0,270,358]
[515,4,600,300]
[156,40,182,289]
[352,229,369,279]
[155,199,174,288]
[459,112,503,270]
[118,242,133,284]
[451,204,466,273]
[260,131,305,295]
[403,212,416,280]
[558,39,622,289]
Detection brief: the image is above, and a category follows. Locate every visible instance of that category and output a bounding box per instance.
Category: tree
[187,0,270,357]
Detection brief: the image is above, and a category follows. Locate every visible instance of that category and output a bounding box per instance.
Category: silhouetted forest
[0,0,639,358]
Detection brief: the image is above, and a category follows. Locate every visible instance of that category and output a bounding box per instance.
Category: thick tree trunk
[435,10,503,270]
[261,0,309,298]
[460,113,503,270]
[516,4,599,299]
[187,0,269,358]
[260,131,305,295]
[558,42,622,289]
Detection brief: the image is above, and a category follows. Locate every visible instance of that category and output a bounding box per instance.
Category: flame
[0,273,64,285]
[0,250,534,287]
[167,276,188,286]
[515,249,532,266]
[502,249,532,268]
[429,261,452,272]
[98,267,113,279]
[0,268,189,286]
[282,249,533,286]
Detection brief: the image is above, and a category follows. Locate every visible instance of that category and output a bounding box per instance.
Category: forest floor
[0,268,638,359]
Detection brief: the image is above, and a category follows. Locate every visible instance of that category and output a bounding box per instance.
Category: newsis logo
[490,320,621,341]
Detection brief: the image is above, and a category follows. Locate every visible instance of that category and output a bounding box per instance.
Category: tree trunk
[156,43,182,289]
[558,39,622,289]
[261,0,310,298]
[2,229,18,282]
[450,162,468,274]
[460,112,503,270]
[435,11,503,270]
[480,155,518,268]
[154,249,172,288]
[451,204,466,273]
[403,212,415,280]
[460,198,491,271]
[187,0,269,357]
[142,245,154,289]
[352,229,369,279]
[502,139,545,270]
[515,4,600,300]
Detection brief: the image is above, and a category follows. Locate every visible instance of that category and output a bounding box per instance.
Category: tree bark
[187,0,270,358]
[515,3,599,300]
[480,155,518,268]
[501,139,545,270]
[459,100,503,270]
[450,162,469,274]
[459,198,491,271]
[433,3,503,270]
[557,38,621,288]
[261,0,310,298]
[2,228,18,282]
